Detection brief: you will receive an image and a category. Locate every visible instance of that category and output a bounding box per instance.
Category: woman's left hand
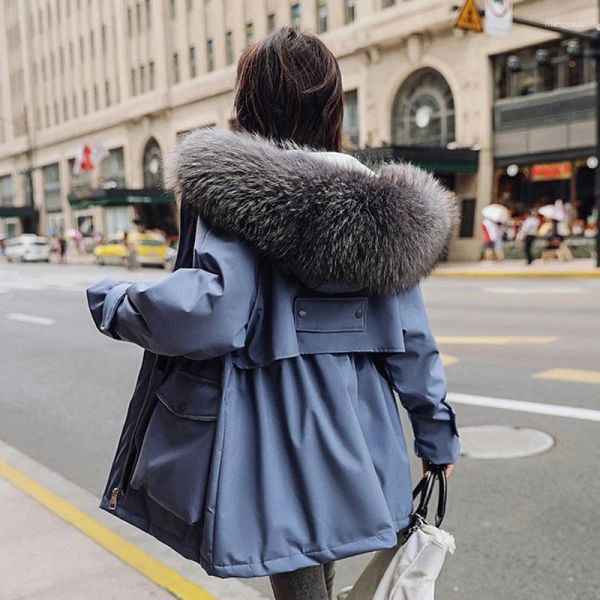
[422,459,455,479]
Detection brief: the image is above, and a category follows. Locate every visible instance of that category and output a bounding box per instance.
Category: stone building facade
[0,0,597,259]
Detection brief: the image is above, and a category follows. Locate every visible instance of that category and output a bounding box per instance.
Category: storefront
[67,188,177,239]
[494,148,597,230]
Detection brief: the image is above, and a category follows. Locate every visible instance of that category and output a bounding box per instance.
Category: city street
[1,261,599,600]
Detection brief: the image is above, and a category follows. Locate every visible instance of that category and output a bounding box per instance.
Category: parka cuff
[412,401,461,465]
[86,279,131,339]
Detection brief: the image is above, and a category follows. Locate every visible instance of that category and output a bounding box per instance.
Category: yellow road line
[533,368,600,385]
[440,353,459,366]
[0,461,216,600]
[434,271,600,279]
[437,336,557,345]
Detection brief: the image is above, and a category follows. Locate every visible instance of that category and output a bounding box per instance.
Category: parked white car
[5,235,50,263]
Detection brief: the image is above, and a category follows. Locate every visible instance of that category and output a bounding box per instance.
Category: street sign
[455,0,483,33]
[484,0,513,36]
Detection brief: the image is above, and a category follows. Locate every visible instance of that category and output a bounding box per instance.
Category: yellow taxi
[94,231,169,268]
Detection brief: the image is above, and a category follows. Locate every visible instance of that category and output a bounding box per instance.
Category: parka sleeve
[383,285,460,466]
[86,232,259,360]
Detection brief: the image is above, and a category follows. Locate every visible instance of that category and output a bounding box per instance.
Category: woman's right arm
[86,232,259,360]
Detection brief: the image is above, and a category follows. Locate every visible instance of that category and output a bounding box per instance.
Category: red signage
[530,162,572,182]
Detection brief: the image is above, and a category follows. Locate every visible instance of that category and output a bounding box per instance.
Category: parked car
[5,235,50,263]
[94,232,168,267]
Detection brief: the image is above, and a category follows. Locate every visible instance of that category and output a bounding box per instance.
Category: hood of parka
[172,128,458,295]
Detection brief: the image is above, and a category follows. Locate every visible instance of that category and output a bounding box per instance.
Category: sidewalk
[0,441,268,600]
[0,475,176,600]
[433,258,600,279]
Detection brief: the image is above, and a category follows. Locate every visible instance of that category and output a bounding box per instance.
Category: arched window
[391,68,455,147]
[142,137,164,189]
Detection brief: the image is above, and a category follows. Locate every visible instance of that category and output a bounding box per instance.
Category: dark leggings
[269,561,335,600]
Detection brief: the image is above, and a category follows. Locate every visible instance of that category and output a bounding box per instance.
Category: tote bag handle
[412,465,447,527]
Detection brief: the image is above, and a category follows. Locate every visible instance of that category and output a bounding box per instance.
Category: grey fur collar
[172,128,458,294]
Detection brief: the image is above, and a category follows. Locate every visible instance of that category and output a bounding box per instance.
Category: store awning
[354,145,479,174]
[0,206,38,218]
[68,187,175,211]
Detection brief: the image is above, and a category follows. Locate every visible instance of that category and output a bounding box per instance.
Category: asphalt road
[1,261,599,600]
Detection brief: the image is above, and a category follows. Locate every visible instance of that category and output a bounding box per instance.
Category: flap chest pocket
[294,297,368,333]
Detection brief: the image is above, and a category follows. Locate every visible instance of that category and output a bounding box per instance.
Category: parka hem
[100,495,413,579]
[207,515,413,578]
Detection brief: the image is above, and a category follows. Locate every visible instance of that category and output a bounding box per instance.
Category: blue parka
[87,129,460,578]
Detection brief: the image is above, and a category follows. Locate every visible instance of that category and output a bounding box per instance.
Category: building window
[72,93,78,118]
[145,0,151,28]
[101,24,106,51]
[343,89,359,149]
[0,175,14,207]
[63,96,69,120]
[225,31,234,65]
[170,0,175,18]
[382,0,395,6]
[90,30,95,58]
[136,2,142,32]
[42,164,61,213]
[267,13,276,32]
[149,61,155,89]
[291,4,301,28]
[100,147,126,188]
[391,68,455,147]
[317,0,328,33]
[187,0,192,11]
[127,7,132,35]
[344,0,355,24]
[83,89,88,113]
[493,40,593,100]
[142,138,164,189]
[94,85,99,110]
[173,52,180,83]
[140,65,146,92]
[54,101,59,124]
[105,80,111,105]
[131,68,137,95]
[245,22,254,45]
[206,39,214,71]
[189,46,196,77]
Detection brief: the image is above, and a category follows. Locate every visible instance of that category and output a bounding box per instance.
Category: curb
[0,440,268,600]
[433,271,600,279]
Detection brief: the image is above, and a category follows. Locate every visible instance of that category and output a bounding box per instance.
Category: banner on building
[484,0,513,36]
[530,161,572,182]
[72,142,109,175]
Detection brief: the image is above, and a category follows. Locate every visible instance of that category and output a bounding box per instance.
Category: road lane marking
[533,368,600,385]
[7,313,55,326]
[484,285,588,295]
[447,392,600,422]
[0,461,216,600]
[437,336,557,345]
[440,353,459,366]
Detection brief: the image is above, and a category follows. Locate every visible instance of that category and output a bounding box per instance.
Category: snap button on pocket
[355,307,364,318]
[298,308,307,319]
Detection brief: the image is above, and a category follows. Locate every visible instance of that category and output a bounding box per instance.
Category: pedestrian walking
[481,218,499,260]
[86,27,459,600]
[123,230,138,270]
[58,235,67,264]
[519,210,539,265]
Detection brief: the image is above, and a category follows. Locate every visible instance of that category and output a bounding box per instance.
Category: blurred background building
[0,0,597,259]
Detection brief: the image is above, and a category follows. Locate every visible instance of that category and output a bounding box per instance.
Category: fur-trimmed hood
[172,128,458,294]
